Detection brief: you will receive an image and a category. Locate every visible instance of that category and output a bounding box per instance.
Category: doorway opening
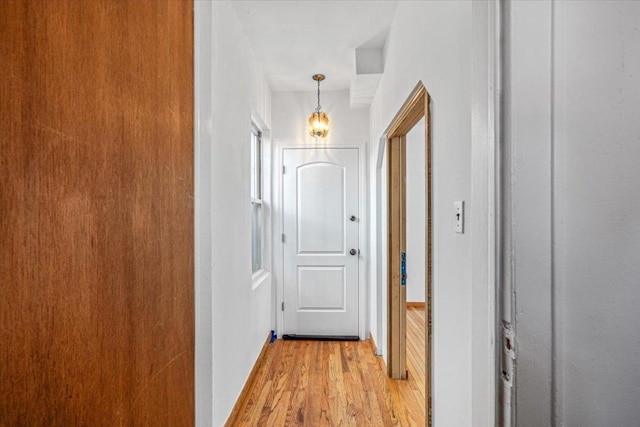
[385,82,432,425]
[280,147,361,338]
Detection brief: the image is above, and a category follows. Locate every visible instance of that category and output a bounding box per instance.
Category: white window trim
[251,124,264,275]
[251,269,270,290]
[250,115,272,291]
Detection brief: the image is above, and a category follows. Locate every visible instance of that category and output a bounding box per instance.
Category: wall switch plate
[454,201,464,233]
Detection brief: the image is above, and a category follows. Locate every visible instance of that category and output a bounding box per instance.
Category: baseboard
[407,302,426,308]
[369,333,383,357]
[224,333,272,427]
[282,334,358,341]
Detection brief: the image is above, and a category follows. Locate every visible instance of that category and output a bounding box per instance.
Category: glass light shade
[308,111,330,138]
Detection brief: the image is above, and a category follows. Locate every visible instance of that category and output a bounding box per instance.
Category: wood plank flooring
[227,306,426,426]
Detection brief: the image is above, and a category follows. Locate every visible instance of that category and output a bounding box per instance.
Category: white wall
[208,2,272,425]
[505,1,640,426]
[368,1,475,425]
[405,118,426,303]
[270,90,369,338]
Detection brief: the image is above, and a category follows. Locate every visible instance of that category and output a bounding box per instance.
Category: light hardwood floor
[227,306,426,426]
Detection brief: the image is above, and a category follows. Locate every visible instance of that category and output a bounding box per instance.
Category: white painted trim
[273,143,284,338]
[503,1,555,423]
[251,270,271,291]
[358,143,369,340]
[374,140,387,357]
[194,2,213,425]
[489,1,501,423]
[273,143,369,340]
[250,111,274,307]
[376,136,386,169]
[251,111,270,137]
[470,1,499,425]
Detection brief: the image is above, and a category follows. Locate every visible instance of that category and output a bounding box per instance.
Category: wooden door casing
[388,135,407,379]
[0,1,194,424]
[385,82,432,425]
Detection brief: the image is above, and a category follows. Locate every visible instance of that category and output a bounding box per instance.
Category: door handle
[350,249,357,256]
[349,215,357,222]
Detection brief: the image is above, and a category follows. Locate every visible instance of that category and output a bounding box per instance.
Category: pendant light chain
[316,78,321,112]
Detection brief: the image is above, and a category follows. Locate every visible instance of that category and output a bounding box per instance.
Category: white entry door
[282,148,359,336]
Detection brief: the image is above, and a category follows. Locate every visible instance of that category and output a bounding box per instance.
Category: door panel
[0,1,194,425]
[297,163,345,254]
[298,266,346,310]
[283,148,359,336]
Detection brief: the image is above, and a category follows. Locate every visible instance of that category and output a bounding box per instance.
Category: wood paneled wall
[0,1,194,424]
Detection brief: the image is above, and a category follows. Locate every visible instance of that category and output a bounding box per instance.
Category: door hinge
[281,302,284,311]
[282,165,286,174]
[282,234,285,243]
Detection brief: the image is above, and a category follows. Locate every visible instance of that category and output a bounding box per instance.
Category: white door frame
[273,143,368,340]
[470,0,500,425]
[194,2,214,426]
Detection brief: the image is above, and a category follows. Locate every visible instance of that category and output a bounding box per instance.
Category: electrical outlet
[454,201,464,233]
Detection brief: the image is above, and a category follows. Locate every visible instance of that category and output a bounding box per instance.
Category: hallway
[3,1,639,425]
[228,306,426,426]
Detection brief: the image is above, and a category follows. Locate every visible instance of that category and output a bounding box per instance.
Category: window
[251,123,263,273]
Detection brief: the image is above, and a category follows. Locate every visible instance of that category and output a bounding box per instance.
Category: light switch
[454,201,464,233]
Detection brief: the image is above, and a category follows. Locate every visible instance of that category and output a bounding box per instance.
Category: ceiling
[231,1,399,92]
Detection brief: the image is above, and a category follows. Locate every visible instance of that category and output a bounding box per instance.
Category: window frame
[251,123,264,274]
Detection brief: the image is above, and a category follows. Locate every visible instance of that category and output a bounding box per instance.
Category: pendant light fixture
[308,74,329,138]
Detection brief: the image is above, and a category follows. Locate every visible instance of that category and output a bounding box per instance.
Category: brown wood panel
[407,302,426,308]
[399,134,407,380]
[386,84,426,138]
[424,93,433,427]
[0,1,194,425]
[388,136,403,379]
[388,135,408,381]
